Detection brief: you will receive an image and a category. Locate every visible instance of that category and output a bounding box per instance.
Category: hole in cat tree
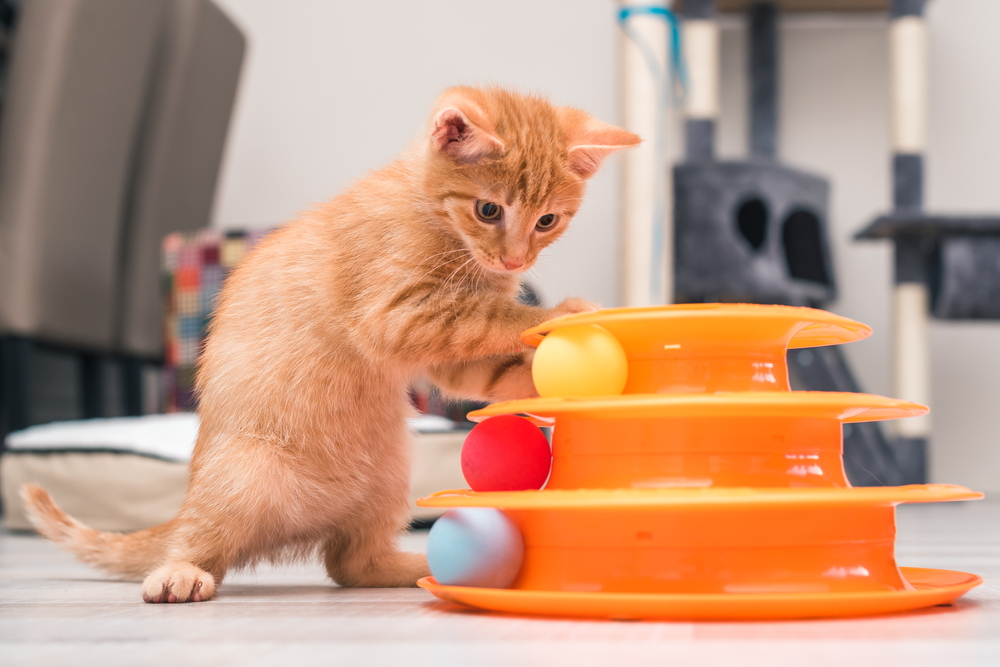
[782,209,830,285]
[736,197,769,251]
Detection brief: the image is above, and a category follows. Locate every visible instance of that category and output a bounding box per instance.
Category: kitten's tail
[20,484,175,579]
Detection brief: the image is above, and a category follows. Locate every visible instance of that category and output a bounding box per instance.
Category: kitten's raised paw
[142,562,216,603]
[550,297,599,319]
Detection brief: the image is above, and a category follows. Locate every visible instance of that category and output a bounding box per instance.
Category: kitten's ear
[431,106,505,164]
[560,108,641,179]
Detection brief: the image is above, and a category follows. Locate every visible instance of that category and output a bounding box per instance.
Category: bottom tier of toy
[418,567,980,620]
[503,503,913,594]
[417,485,981,607]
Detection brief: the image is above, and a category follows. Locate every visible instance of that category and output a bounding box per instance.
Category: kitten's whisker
[412,249,471,278]
[419,248,469,264]
[441,256,477,301]
[450,257,476,286]
[467,261,491,298]
[478,266,493,295]
[471,264,485,296]
[528,264,569,296]
[400,248,473,302]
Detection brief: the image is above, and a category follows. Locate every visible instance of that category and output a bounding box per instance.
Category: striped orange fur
[23,86,639,603]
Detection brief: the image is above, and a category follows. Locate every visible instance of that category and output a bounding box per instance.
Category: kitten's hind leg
[323,526,429,588]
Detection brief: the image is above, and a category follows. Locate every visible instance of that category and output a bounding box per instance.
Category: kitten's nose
[502,258,524,271]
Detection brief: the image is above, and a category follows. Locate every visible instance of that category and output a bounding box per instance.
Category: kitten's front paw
[142,562,216,603]
[549,297,599,319]
[488,350,539,402]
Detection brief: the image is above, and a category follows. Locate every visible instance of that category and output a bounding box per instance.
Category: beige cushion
[2,415,468,532]
[408,431,468,522]
[2,453,189,532]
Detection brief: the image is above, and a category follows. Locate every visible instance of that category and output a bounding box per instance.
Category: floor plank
[2,501,998,666]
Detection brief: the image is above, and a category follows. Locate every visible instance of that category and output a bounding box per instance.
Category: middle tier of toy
[472,392,925,489]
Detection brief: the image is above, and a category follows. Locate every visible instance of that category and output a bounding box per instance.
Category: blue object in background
[427,508,524,589]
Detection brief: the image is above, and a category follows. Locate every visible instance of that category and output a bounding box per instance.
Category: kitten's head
[422,87,639,275]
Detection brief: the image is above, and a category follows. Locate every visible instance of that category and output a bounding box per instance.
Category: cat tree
[673,0,907,486]
[673,0,1000,486]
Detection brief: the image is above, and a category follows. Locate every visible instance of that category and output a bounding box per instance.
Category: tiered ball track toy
[417,304,983,620]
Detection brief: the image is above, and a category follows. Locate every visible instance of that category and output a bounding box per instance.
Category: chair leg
[1,335,32,436]
[122,357,144,416]
[80,352,104,419]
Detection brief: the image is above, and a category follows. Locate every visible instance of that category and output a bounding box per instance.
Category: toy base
[418,568,981,621]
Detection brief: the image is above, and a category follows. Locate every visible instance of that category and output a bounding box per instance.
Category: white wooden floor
[2,500,998,667]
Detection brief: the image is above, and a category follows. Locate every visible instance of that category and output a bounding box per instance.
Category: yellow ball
[532,324,628,397]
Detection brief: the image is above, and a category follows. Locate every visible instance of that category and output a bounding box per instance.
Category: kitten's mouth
[472,254,531,275]
[486,261,529,274]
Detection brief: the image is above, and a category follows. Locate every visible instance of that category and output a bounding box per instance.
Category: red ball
[461,415,552,492]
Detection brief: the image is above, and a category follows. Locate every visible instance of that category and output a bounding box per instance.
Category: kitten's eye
[475,200,502,222]
[536,214,557,230]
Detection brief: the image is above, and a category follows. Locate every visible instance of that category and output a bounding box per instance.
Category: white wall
[212,1,1000,493]
[210,0,622,309]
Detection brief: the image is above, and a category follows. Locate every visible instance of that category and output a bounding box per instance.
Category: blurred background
[213,0,1000,494]
[1,0,998,531]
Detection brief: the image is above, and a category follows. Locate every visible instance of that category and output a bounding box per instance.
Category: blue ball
[427,508,524,589]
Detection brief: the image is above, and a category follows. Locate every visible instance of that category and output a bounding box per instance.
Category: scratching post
[858,0,1000,481]
[673,2,907,485]
[673,0,835,310]
[682,0,718,160]
[749,3,779,160]
[618,1,673,307]
[889,0,930,481]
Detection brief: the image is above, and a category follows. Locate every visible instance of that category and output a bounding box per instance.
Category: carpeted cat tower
[674,1,835,309]
[671,0,1000,486]
[855,0,1000,482]
[671,0,919,487]
[672,0,899,487]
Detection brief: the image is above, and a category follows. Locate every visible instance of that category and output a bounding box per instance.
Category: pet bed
[2,413,467,532]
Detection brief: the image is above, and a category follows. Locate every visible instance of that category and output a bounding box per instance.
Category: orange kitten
[22,86,639,602]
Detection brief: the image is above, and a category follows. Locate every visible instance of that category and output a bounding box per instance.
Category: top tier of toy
[523,303,870,394]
